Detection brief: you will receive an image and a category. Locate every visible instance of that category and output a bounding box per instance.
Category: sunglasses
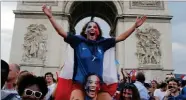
[24,89,42,98]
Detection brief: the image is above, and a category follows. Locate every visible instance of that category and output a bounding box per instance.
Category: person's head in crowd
[167,78,179,93]
[80,20,103,41]
[136,72,145,83]
[151,80,158,89]
[16,70,32,89]
[19,70,29,75]
[159,82,167,91]
[177,80,182,91]
[144,83,153,96]
[1,60,9,88]
[84,74,101,99]
[17,70,31,80]
[17,74,48,100]
[44,72,56,85]
[120,83,140,100]
[144,83,151,90]
[7,63,20,82]
[165,73,175,82]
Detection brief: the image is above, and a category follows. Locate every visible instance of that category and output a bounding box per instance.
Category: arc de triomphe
[10,1,173,82]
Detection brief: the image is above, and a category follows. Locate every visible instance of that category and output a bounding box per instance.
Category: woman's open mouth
[90,32,95,36]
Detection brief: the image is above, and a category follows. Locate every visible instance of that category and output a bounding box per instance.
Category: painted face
[22,84,42,100]
[45,74,53,83]
[85,75,100,98]
[122,89,133,99]
[85,22,100,40]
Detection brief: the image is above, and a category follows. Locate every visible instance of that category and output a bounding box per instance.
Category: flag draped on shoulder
[55,45,118,100]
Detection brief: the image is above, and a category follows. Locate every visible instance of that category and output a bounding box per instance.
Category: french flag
[129,69,137,81]
[182,75,186,80]
[54,45,118,100]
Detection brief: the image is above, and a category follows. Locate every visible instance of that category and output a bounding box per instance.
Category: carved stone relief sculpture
[22,24,47,64]
[130,1,164,10]
[136,27,161,65]
[22,1,58,6]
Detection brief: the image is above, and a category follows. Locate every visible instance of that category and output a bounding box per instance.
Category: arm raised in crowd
[115,16,146,42]
[42,4,67,38]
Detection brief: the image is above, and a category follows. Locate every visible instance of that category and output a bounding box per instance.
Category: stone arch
[63,1,123,15]
[63,1,123,32]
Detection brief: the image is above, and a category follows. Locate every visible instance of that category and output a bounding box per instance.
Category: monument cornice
[124,67,174,71]
[125,68,163,70]
[111,14,172,35]
[13,10,70,19]
[116,14,173,20]
[162,69,174,71]
[19,64,60,68]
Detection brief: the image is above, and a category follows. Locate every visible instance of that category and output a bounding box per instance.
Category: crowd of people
[1,60,57,100]
[1,59,186,100]
[114,70,186,100]
[1,4,186,100]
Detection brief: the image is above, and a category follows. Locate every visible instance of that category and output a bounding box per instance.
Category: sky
[1,1,186,74]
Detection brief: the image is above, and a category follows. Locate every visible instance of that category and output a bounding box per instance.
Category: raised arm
[120,68,126,83]
[42,4,67,38]
[115,16,146,42]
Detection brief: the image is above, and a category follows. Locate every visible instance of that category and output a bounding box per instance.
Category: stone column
[115,18,125,72]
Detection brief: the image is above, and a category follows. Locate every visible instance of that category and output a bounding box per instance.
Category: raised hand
[135,15,147,28]
[42,4,52,18]
[164,89,171,97]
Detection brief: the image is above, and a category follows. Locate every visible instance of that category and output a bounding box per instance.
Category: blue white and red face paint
[85,75,100,98]
[86,22,100,41]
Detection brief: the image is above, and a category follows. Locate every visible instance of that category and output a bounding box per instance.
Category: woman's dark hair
[80,21,103,40]
[120,83,140,100]
[45,72,56,83]
[45,72,53,78]
[17,74,48,99]
[144,83,151,89]
[16,70,32,88]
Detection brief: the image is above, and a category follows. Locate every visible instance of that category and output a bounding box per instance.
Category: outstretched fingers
[42,4,51,11]
[42,4,47,12]
[42,4,46,9]
[136,16,139,21]
[141,15,147,22]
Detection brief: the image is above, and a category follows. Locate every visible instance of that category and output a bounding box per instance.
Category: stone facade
[10,1,173,81]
